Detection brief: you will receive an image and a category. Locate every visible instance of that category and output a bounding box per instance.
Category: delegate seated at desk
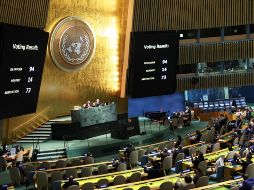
[83,100,91,108]
[83,99,103,108]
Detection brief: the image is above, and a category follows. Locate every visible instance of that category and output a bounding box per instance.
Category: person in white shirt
[215,155,224,172]
[207,155,225,174]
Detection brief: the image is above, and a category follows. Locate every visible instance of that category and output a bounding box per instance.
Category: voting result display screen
[0,24,49,119]
[128,31,179,98]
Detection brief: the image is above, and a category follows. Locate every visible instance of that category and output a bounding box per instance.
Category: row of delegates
[83,99,102,108]
[83,99,114,108]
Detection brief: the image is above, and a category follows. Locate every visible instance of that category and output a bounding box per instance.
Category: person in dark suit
[62,176,79,190]
[193,168,204,184]
[192,152,205,169]
[239,154,253,174]
[144,160,163,179]
[124,144,135,158]
[175,135,182,148]
[159,148,171,162]
[190,130,202,144]
[232,100,237,108]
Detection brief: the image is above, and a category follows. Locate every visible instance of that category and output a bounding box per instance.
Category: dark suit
[241,160,253,173]
[145,166,163,179]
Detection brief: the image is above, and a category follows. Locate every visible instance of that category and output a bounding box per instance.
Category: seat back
[51,171,63,182]
[162,156,172,171]
[25,165,36,174]
[233,137,239,145]
[83,157,94,165]
[242,149,250,158]
[159,181,173,190]
[212,143,220,152]
[113,175,126,185]
[195,176,209,187]
[66,185,80,190]
[65,168,77,178]
[199,145,207,154]
[226,151,235,160]
[116,163,127,172]
[189,147,197,156]
[183,183,195,190]
[175,153,185,163]
[9,167,21,186]
[81,167,93,177]
[129,150,139,167]
[71,159,81,166]
[81,182,94,190]
[129,172,142,182]
[97,178,109,188]
[239,133,245,146]
[55,160,66,168]
[138,186,150,190]
[36,171,48,189]
[98,164,108,175]
[138,149,146,162]
[197,161,207,175]
[245,163,254,178]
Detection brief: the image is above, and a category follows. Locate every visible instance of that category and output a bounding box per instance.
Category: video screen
[128,31,179,98]
[0,23,49,119]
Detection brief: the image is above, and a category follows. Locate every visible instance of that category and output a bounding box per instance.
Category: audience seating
[80,167,93,177]
[81,182,94,190]
[129,172,142,182]
[245,163,254,178]
[9,167,21,186]
[35,171,48,190]
[160,181,173,190]
[162,156,172,175]
[66,185,79,190]
[195,176,209,187]
[113,175,126,185]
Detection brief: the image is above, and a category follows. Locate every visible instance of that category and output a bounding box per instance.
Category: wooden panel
[0,0,49,28]
[178,39,254,65]
[176,72,254,91]
[132,0,252,31]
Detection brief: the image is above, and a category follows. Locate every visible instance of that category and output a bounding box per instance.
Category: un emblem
[49,16,96,72]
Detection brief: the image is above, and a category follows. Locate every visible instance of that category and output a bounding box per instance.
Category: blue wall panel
[128,93,185,117]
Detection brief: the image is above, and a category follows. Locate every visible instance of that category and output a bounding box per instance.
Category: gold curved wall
[3,0,129,142]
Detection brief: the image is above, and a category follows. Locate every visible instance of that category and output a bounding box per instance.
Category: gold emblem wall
[0,0,129,142]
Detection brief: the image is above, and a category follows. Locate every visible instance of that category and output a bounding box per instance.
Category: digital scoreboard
[128,31,179,98]
[0,23,49,119]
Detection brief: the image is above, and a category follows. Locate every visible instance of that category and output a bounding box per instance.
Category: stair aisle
[36,148,67,161]
[16,122,53,144]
